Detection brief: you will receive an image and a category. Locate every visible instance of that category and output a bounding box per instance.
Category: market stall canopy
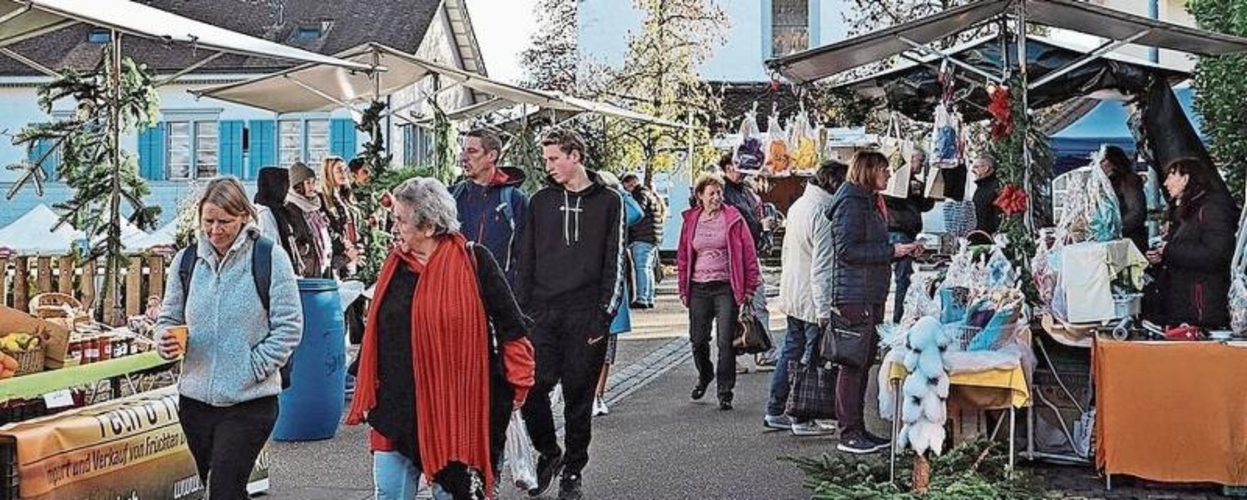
[443,94,691,130]
[836,34,1190,122]
[0,204,82,255]
[1049,86,1202,173]
[0,0,372,71]
[766,0,1247,84]
[191,43,573,115]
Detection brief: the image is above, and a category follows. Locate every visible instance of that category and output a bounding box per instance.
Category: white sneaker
[763,414,793,430]
[791,420,837,436]
[592,397,609,417]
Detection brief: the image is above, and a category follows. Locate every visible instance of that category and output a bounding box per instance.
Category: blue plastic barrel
[273,278,345,441]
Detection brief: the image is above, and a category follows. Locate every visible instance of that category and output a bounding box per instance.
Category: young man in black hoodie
[517,128,625,500]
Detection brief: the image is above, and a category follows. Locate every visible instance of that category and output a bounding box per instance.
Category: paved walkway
[261,272,1231,500]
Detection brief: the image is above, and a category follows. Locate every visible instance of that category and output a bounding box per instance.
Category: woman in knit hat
[285,161,333,278]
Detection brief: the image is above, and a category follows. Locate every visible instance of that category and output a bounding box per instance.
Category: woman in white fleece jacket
[156,177,303,500]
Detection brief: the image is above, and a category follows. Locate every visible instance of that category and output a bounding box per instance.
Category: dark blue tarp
[1049,87,1204,174]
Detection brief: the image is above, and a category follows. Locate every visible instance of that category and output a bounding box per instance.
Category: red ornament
[988,85,1013,141]
[379,192,393,209]
[770,78,781,93]
[993,184,1029,216]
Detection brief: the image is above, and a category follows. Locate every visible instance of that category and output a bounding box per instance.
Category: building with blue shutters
[0,0,485,227]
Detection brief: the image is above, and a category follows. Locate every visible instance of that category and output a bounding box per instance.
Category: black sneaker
[558,473,584,500]
[528,452,564,497]
[865,431,892,451]
[837,433,888,454]
[690,381,710,401]
[718,396,733,411]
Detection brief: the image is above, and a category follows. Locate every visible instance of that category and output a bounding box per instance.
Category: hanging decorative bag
[881,115,914,199]
[764,112,791,176]
[734,108,765,173]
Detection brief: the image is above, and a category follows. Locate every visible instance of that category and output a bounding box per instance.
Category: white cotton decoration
[928,424,948,456]
[917,350,945,378]
[922,393,947,422]
[934,373,951,399]
[902,372,928,398]
[902,396,923,424]
[904,350,920,370]
[897,423,912,450]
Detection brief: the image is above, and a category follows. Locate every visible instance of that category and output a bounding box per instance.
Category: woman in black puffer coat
[827,151,924,455]
[1147,158,1237,329]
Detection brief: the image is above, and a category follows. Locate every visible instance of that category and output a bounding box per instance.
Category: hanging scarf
[874,192,891,221]
[347,233,493,495]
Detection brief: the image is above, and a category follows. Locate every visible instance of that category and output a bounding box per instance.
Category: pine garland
[784,439,1054,499]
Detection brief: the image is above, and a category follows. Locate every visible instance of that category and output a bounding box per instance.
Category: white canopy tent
[0,0,372,71]
[189,43,689,129]
[0,204,83,255]
[121,219,176,251]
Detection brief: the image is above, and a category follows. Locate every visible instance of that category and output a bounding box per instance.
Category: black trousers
[688,281,739,401]
[521,306,608,476]
[179,395,278,500]
[489,367,515,476]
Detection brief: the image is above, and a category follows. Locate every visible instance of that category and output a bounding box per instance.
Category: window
[278,118,331,166]
[772,0,809,57]
[306,119,330,163]
[279,120,303,167]
[167,121,220,180]
[88,29,110,44]
[168,122,192,180]
[402,125,434,166]
[196,122,219,178]
[297,27,323,40]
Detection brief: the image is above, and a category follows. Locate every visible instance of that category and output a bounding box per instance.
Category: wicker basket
[4,348,44,376]
[28,293,84,320]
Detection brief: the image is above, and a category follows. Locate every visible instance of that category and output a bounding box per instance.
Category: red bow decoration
[994,184,1028,216]
[988,85,1013,141]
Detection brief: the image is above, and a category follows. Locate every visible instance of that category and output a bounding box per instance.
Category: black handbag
[785,359,838,420]
[732,304,772,354]
[819,307,875,368]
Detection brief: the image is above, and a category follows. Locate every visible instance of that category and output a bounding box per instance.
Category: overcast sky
[466,0,539,83]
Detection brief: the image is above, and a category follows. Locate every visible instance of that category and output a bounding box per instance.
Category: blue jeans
[766,316,821,418]
[889,232,915,324]
[373,451,453,500]
[630,241,658,306]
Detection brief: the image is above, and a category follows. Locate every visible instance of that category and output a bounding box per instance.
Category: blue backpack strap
[252,236,274,312]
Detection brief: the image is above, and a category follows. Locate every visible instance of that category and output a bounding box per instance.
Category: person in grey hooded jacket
[156,176,303,500]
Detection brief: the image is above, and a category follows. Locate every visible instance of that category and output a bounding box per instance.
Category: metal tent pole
[1016,0,1034,232]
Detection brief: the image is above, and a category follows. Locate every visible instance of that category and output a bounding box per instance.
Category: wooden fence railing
[0,255,169,325]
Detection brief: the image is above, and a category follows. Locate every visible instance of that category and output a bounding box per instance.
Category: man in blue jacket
[452,130,529,286]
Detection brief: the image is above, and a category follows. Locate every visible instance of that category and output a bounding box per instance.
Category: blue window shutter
[137,123,166,181]
[218,120,244,178]
[330,118,357,159]
[248,120,276,177]
[28,139,58,180]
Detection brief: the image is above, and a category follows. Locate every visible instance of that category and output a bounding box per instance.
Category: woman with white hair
[345,177,536,499]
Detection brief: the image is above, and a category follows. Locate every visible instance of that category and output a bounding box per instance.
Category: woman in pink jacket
[676,173,761,410]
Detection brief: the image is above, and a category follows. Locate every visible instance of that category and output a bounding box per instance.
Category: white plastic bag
[505,411,537,491]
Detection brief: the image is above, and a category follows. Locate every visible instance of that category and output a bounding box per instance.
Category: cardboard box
[0,306,70,370]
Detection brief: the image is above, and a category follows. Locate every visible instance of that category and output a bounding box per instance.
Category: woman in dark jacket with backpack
[827,151,924,455]
[1147,158,1236,329]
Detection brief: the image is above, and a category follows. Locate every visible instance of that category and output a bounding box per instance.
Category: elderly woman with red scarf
[347,177,535,499]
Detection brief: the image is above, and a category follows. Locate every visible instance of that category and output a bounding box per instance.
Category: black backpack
[178,236,293,390]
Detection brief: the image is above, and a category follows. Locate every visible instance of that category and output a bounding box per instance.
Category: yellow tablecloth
[1095,340,1247,486]
[888,362,1031,409]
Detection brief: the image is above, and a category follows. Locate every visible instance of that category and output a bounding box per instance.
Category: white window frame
[276,114,333,166]
[162,109,222,181]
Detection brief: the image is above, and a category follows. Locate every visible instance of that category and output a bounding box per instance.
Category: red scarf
[875,193,890,221]
[347,233,493,495]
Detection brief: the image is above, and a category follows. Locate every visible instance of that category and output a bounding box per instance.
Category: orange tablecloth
[1094,340,1247,485]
